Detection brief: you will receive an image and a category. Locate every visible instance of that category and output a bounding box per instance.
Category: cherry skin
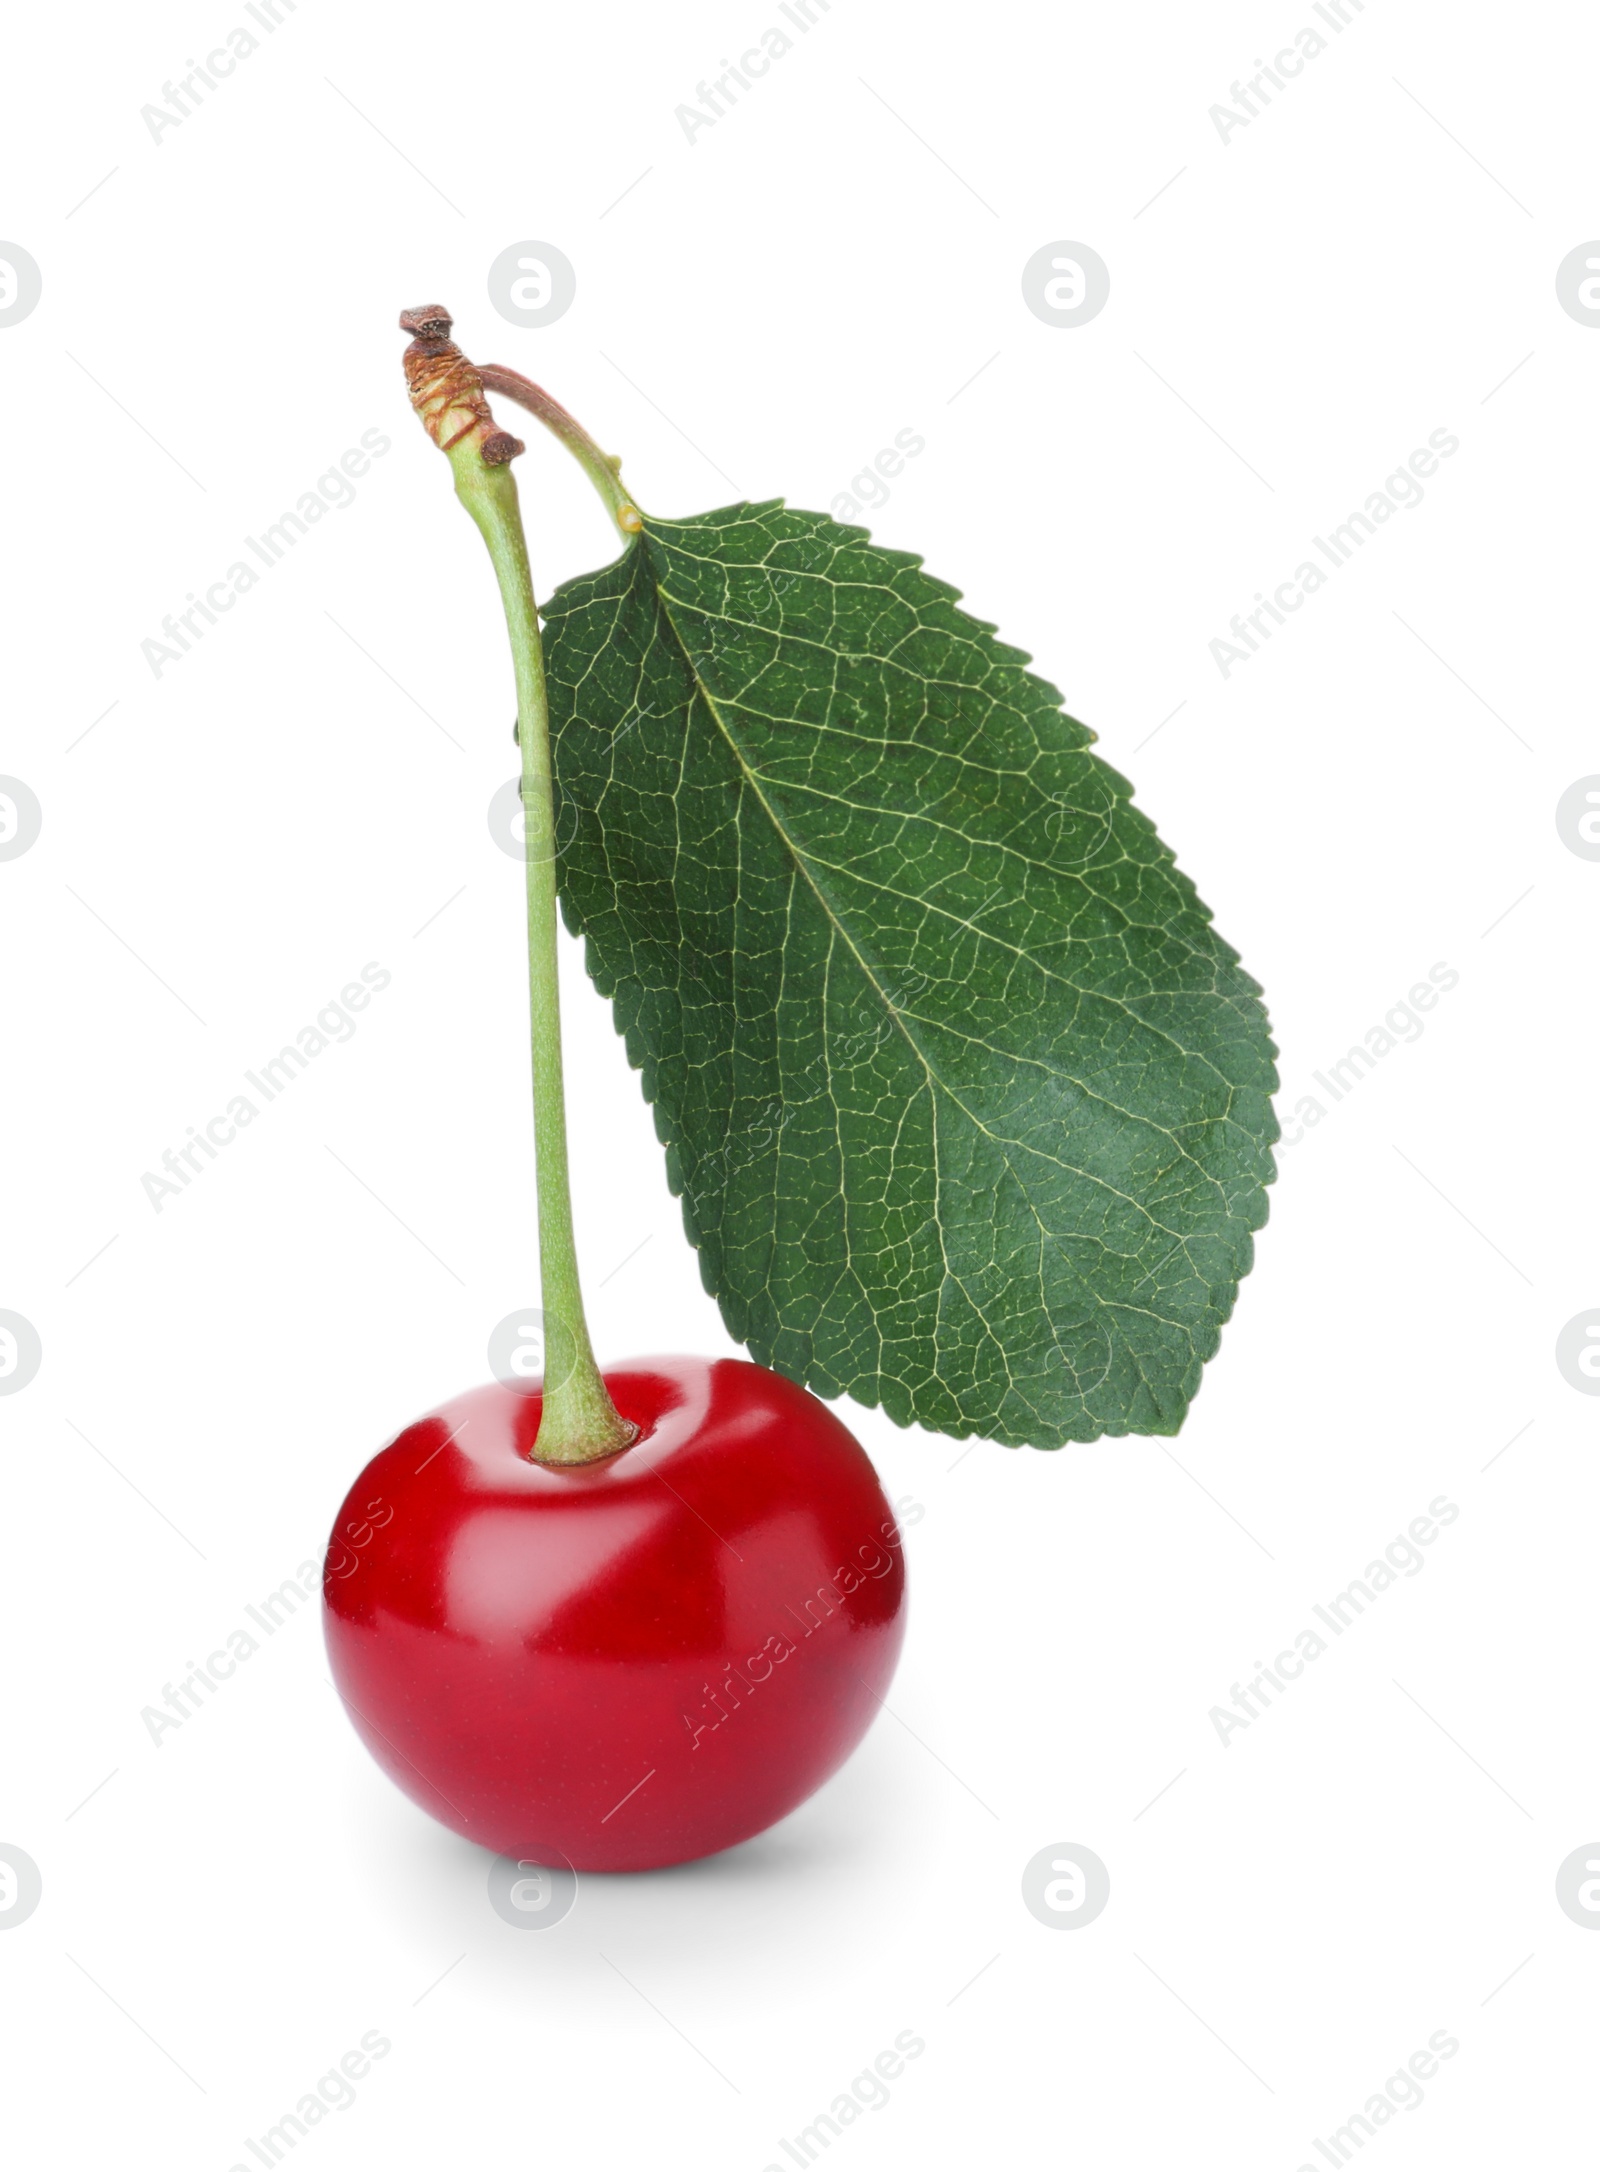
[323,1356,908,1872]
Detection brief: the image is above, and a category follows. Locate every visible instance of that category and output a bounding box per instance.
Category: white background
[2,0,1594,2165]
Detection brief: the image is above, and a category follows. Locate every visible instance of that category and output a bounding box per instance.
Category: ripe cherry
[322,311,909,1872]
[323,1356,907,1871]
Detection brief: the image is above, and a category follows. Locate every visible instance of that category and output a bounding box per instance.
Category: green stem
[400,307,633,1466]
[479,365,643,537]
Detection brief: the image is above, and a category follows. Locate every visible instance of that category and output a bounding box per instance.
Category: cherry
[322,310,909,1872]
[323,1356,907,1871]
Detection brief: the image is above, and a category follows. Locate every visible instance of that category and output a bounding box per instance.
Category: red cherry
[323,1356,908,1872]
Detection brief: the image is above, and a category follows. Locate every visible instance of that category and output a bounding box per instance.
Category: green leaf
[541,502,1277,1448]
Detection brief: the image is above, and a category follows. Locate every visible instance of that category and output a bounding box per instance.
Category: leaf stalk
[479,364,643,537]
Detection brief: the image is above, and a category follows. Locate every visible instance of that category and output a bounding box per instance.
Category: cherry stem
[398,306,634,1467]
